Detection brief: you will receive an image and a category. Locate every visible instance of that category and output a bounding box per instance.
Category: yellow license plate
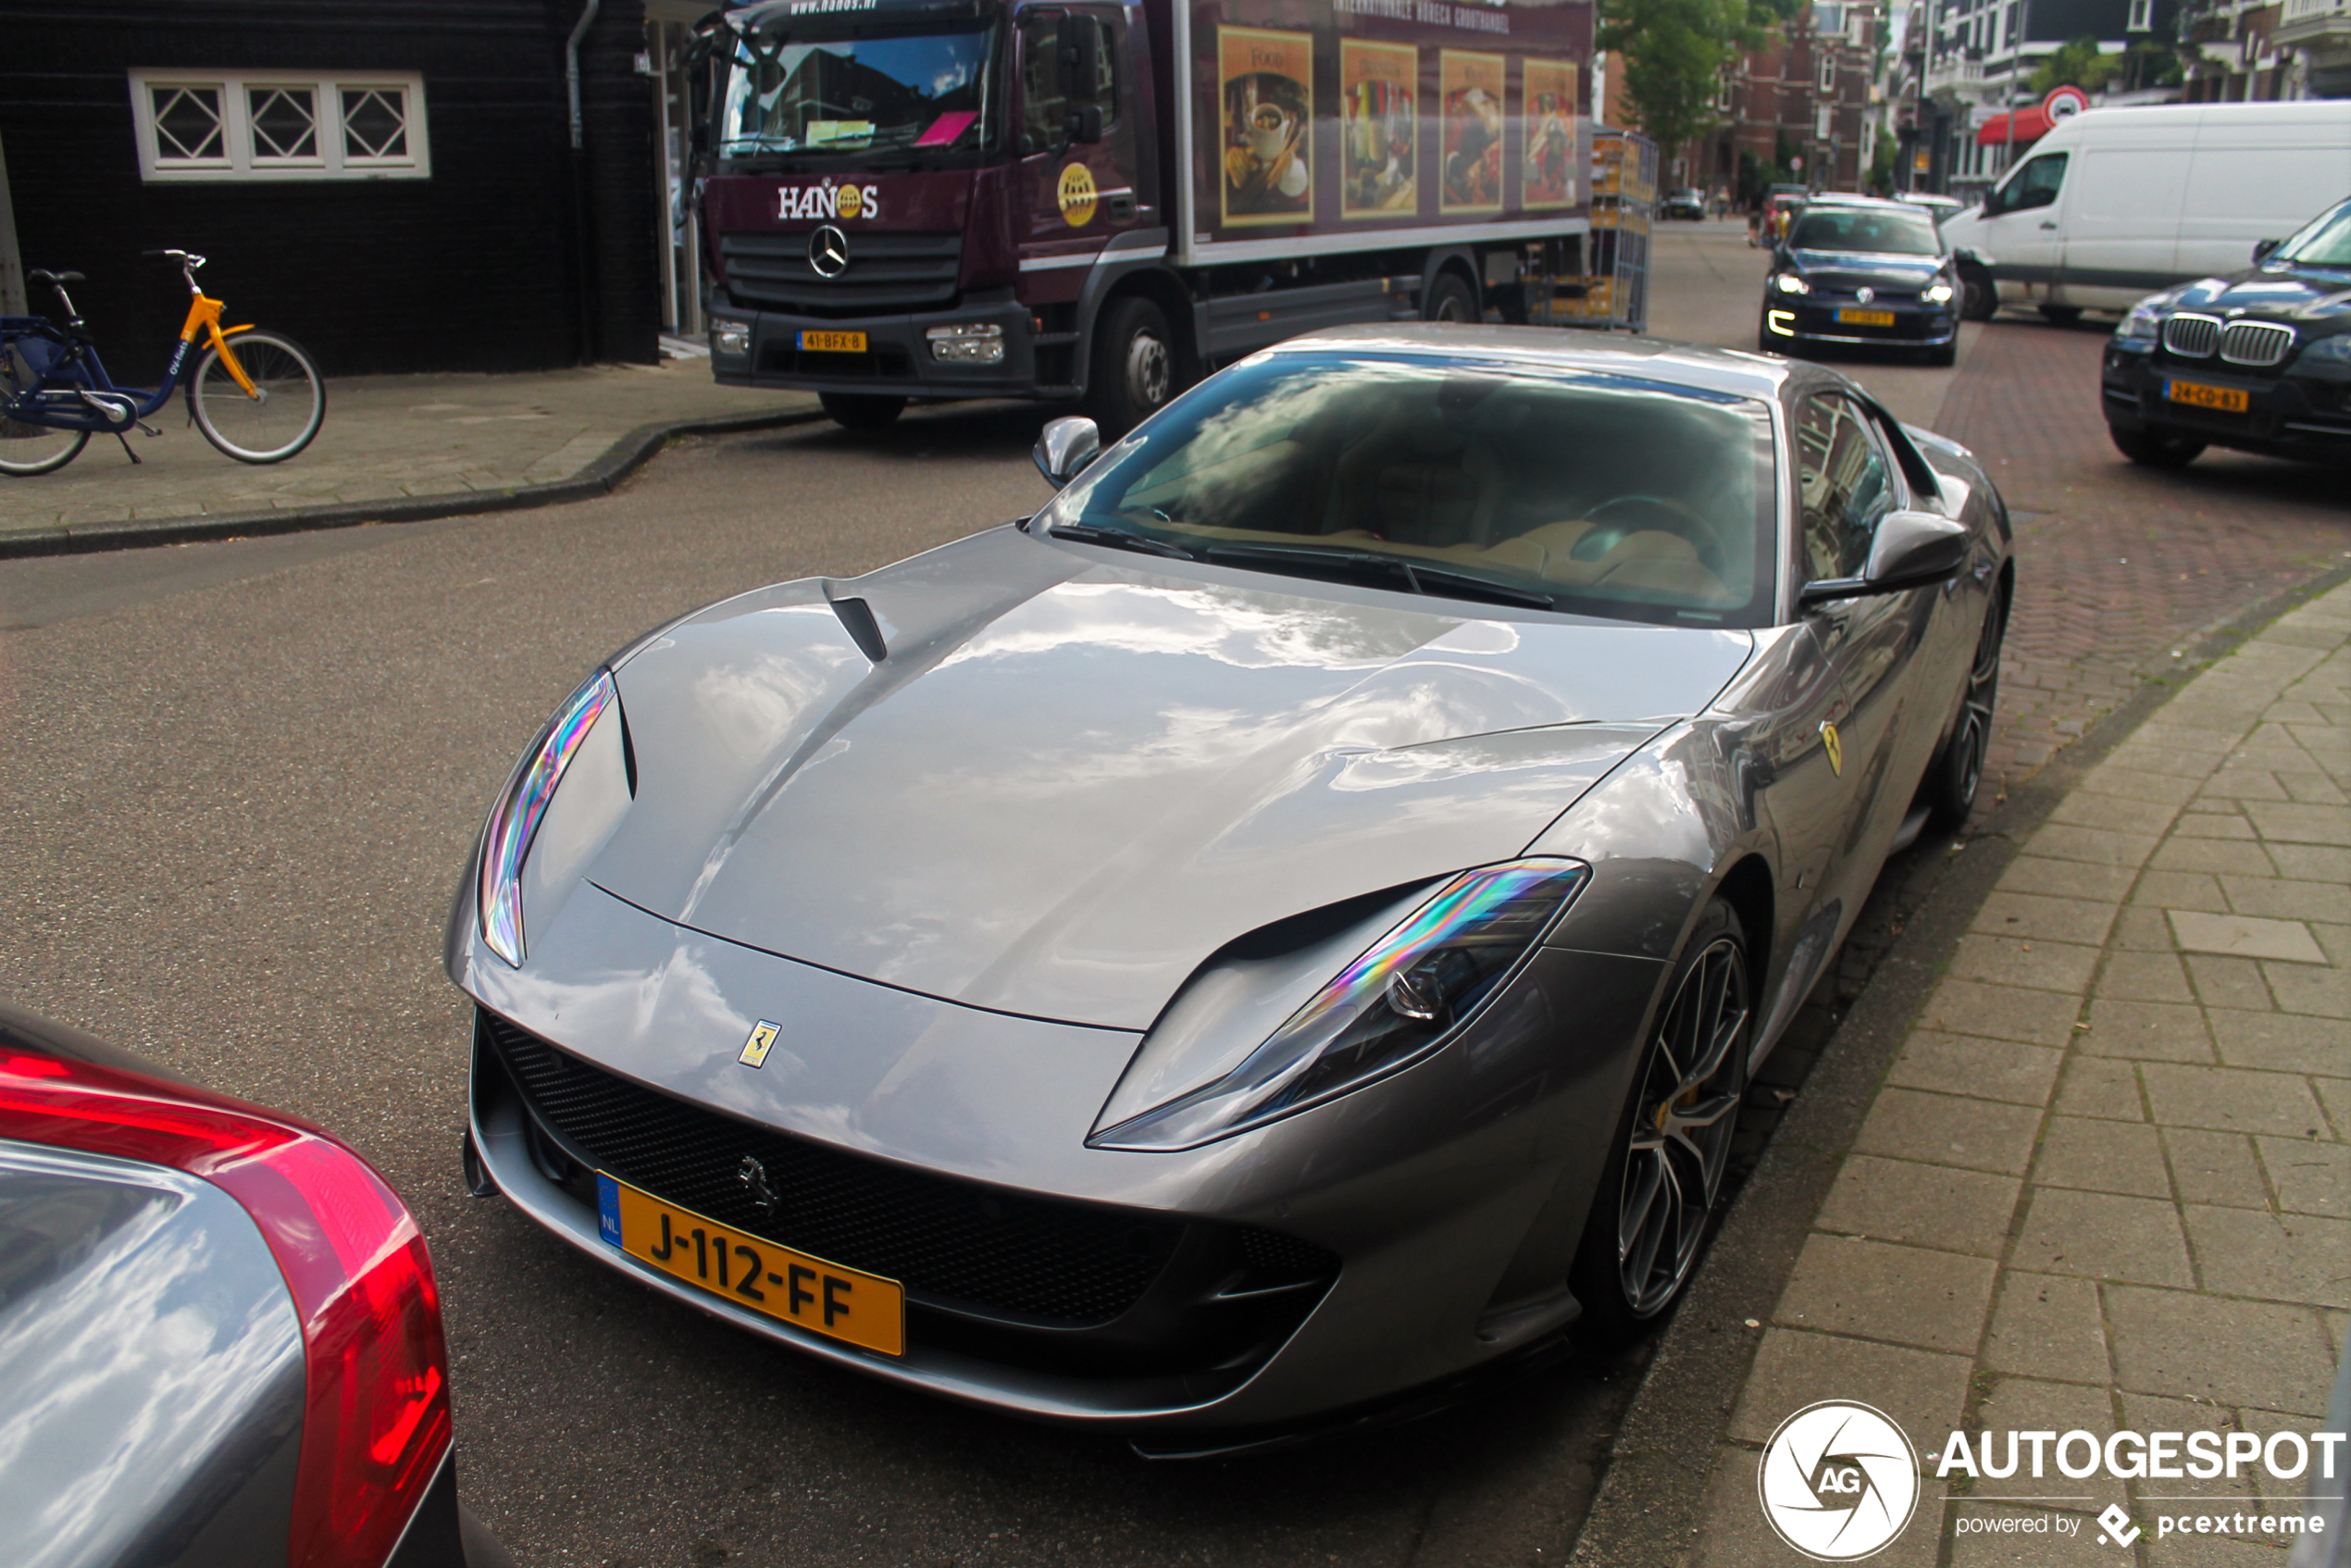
[598,1173,904,1355]
[798,330,867,353]
[2167,379,2248,413]
[1836,308,1897,327]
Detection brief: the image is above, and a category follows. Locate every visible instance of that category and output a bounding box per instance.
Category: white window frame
[2127,0,2152,27]
[129,69,431,182]
[1820,53,1838,91]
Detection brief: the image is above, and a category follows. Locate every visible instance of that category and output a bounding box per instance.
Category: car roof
[1800,193,1924,213]
[1262,324,1799,404]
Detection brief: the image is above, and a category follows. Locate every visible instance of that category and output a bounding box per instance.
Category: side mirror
[1033,416,1101,489]
[2253,237,2282,264]
[1062,15,1101,104]
[1800,510,1970,605]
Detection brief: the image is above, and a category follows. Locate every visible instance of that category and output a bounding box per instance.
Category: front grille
[722,230,964,315]
[758,342,914,380]
[2163,313,2220,357]
[2220,320,2295,367]
[479,1010,1331,1326]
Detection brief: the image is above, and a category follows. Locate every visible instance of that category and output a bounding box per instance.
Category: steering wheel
[1571,494,1723,569]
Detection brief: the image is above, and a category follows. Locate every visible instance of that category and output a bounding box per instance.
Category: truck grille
[2220,320,2295,368]
[2162,313,2220,358]
[721,230,964,317]
[478,1009,1329,1326]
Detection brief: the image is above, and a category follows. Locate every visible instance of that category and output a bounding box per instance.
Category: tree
[1598,0,1798,160]
[2028,35,2117,94]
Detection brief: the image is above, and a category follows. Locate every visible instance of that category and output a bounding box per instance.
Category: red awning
[1975,106,2053,145]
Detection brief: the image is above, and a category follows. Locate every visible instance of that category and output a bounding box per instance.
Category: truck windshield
[719,16,997,161]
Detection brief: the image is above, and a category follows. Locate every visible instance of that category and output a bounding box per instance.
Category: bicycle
[0,249,325,477]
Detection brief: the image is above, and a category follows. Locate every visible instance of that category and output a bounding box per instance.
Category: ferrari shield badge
[738,1018,781,1069]
[1821,721,1845,778]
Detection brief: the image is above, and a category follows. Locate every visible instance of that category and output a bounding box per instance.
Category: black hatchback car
[2102,195,2351,468]
[1759,198,1961,366]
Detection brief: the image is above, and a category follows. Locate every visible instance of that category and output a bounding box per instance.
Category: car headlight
[1773,272,1810,295]
[1922,280,1955,305]
[2117,296,2167,341]
[2296,334,2351,365]
[478,668,618,967]
[1088,858,1591,1151]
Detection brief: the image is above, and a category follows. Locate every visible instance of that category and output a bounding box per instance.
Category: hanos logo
[1759,1401,1922,1561]
[777,181,883,222]
[1057,162,1099,227]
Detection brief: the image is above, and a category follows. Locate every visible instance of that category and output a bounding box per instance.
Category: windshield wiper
[1045,522,1200,560]
[1200,545,1557,612]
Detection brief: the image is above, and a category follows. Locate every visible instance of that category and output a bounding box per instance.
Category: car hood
[2167,265,2351,332]
[583,529,1753,1031]
[1789,248,1947,292]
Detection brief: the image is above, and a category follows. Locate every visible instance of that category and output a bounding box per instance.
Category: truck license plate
[2166,380,2248,413]
[1835,308,1896,327]
[597,1173,905,1355]
[799,330,867,353]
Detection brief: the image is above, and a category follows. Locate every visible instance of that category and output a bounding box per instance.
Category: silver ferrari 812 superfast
[450,326,2011,1444]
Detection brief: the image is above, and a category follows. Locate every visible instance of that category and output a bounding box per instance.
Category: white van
[1939,101,2351,321]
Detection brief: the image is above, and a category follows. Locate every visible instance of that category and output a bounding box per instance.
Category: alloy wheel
[1953,592,2004,809]
[1617,934,1748,1317]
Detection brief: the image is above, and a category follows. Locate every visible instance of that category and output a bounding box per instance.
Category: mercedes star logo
[809,224,851,279]
[737,1154,779,1214]
[1856,286,1875,304]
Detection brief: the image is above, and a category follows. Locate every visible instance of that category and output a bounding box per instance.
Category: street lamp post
[2002,0,2031,177]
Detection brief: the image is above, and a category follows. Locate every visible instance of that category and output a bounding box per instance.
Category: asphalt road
[0,225,1966,1568]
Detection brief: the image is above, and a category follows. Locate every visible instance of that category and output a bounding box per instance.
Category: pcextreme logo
[1759,1401,1922,1561]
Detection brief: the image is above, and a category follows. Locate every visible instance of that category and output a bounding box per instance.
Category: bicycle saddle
[28,269,84,286]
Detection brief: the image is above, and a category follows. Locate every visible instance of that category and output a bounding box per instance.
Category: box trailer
[692,0,1595,431]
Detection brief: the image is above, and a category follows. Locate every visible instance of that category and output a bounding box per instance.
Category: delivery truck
[691,0,1595,432]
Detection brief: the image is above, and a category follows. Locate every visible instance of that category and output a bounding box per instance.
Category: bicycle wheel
[192,330,325,464]
[0,347,92,477]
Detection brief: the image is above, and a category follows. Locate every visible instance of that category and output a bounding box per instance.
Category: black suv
[2102,196,2351,468]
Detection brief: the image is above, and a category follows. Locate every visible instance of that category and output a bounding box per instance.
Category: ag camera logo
[1759,1401,1922,1560]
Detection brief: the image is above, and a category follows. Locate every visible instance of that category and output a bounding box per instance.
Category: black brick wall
[0,0,660,376]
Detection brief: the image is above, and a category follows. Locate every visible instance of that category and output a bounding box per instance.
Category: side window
[1796,394,1894,583]
[1019,13,1117,155]
[1996,151,2067,214]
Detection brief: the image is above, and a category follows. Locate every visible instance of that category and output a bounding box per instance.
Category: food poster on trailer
[1220,27,1316,225]
[1341,40,1418,217]
[1187,0,1592,250]
[1438,49,1505,212]
[1521,56,1577,208]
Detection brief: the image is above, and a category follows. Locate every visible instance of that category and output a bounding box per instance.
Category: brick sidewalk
[1685,579,2351,1566]
[0,357,815,545]
[1934,321,2351,803]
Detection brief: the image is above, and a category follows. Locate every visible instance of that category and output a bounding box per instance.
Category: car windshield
[2273,200,2351,268]
[1042,354,1779,628]
[719,14,997,160]
[1789,209,1942,255]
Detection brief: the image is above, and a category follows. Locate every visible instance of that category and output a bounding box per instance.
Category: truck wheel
[2108,423,2204,468]
[819,392,906,431]
[1959,265,1996,321]
[1424,271,1478,324]
[1088,295,1176,439]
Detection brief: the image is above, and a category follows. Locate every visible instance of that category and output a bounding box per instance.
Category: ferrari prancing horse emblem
[1821,721,1844,778]
[738,1018,781,1069]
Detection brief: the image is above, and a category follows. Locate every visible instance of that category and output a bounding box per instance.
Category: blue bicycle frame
[0,317,199,433]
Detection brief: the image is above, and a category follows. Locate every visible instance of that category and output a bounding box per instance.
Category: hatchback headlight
[1088,859,1591,1151]
[478,669,617,967]
[1922,280,1955,305]
[1773,272,1810,295]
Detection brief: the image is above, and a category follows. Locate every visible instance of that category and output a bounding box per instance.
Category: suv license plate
[799,330,867,353]
[2166,379,2248,413]
[597,1173,905,1355]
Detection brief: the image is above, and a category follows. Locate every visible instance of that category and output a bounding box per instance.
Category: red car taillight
[0,1051,454,1568]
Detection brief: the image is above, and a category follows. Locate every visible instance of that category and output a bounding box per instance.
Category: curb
[1566,556,2351,1567]
[0,403,828,560]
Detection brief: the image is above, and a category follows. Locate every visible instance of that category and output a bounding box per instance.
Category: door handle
[2038,220,2058,230]
[1108,193,1136,223]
